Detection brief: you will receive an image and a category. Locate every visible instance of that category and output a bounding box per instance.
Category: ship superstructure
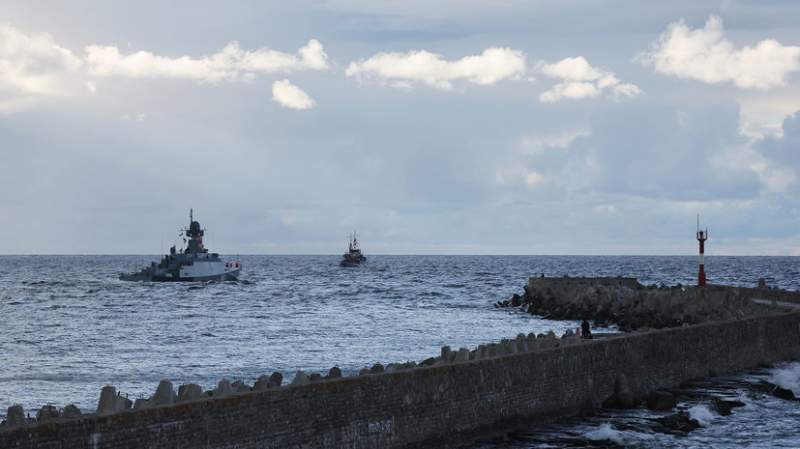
[120,210,241,282]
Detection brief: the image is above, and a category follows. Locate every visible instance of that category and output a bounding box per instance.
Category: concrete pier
[2,279,800,448]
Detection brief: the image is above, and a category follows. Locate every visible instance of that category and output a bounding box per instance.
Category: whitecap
[770,362,800,394]
[585,423,623,444]
[688,404,716,426]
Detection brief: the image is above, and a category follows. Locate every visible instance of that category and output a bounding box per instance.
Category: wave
[688,404,716,427]
[769,362,800,394]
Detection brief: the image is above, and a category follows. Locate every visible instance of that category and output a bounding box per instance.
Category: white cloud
[272,79,316,110]
[540,81,600,102]
[345,46,526,90]
[0,24,85,97]
[638,15,800,89]
[595,205,616,213]
[536,57,641,102]
[518,128,591,156]
[0,24,329,112]
[86,39,330,83]
[524,171,544,187]
[539,56,604,82]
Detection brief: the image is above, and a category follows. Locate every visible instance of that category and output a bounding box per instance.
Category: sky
[1,1,800,255]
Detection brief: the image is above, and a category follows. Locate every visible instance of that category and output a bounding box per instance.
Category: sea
[1,255,799,448]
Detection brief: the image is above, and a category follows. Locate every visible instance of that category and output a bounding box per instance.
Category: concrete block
[97,385,118,414]
[454,347,470,363]
[6,404,24,427]
[37,405,59,421]
[62,404,81,418]
[292,371,310,385]
[216,379,234,397]
[153,380,175,405]
[178,384,203,402]
[269,372,283,388]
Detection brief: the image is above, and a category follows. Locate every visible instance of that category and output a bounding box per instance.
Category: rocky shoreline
[468,362,800,449]
[496,275,780,331]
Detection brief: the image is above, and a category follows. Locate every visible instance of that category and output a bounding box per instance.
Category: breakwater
[499,275,784,330]
[2,287,799,448]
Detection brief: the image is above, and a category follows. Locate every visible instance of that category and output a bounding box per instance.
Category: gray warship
[120,210,241,282]
[339,232,366,267]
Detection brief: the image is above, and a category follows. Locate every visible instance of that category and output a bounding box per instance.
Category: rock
[602,374,642,409]
[772,385,796,400]
[178,384,203,402]
[153,380,175,405]
[292,371,310,385]
[328,366,342,379]
[653,411,701,433]
[6,405,25,427]
[713,399,732,416]
[62,404,81,418]
[36,405,59,421]
[646,391,677,410]
[269,372,283,388]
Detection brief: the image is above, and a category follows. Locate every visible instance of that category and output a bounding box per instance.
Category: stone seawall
[3,310,800,448]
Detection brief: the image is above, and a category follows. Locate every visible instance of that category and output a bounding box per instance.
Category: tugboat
[120,210,241,282]
[339,232,366,267]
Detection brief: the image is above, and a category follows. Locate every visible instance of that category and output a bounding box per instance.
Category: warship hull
[121,269,241,282]
[120,210,242,282]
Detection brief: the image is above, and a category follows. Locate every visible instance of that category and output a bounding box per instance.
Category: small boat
[339,232,366,267]
[120,210,241,282]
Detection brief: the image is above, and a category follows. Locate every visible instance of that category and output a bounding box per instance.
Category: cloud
[536,57,642,102]
[503,104,763,201]
[637,15,800,89]
[0,24,86,97]
[272,79,316,109]
[754,110,800,196]
[0,24,329,112]
[85,39,330,83]
[345,46,526,90]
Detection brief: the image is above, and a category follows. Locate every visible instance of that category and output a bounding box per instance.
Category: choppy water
[1,255,798,447]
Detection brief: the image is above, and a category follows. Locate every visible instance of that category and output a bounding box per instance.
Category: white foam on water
[688,404,716,427]
[585,423,622,444]
[584,422,656,446]
[769,362,800,394]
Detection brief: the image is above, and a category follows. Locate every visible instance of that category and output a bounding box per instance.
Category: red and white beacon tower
[696,215,708,286]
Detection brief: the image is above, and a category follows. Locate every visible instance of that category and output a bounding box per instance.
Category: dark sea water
[1,255,799,448]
